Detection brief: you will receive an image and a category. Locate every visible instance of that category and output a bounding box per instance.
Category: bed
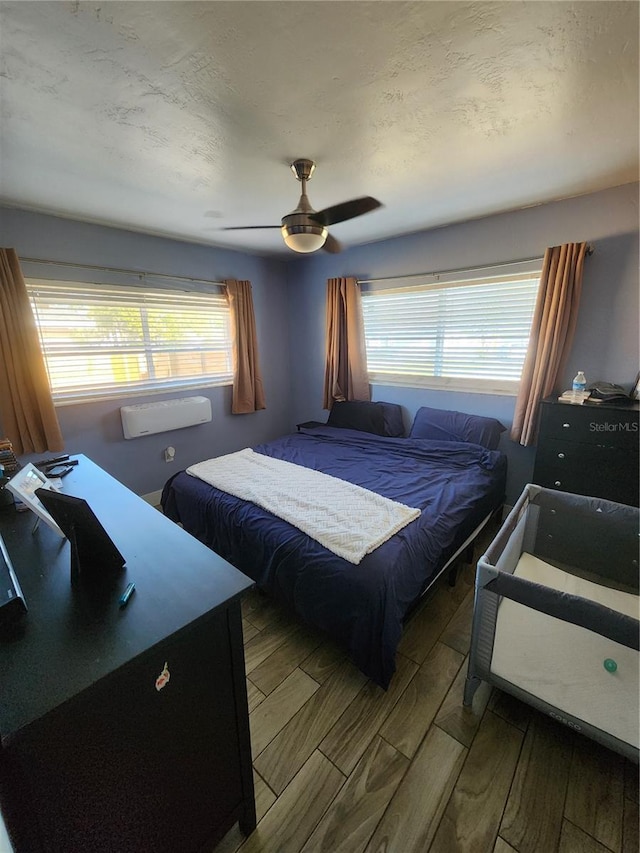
[465,484,639,761]
[161,403,507,688]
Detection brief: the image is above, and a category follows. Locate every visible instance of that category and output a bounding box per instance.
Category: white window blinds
[27,279,233,403]
[360,265,541,394]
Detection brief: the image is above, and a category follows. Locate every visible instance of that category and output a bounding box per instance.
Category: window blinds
[27,279,232,402]
[360,270,541,394]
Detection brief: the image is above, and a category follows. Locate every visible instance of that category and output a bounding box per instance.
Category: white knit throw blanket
[187,449,421,565]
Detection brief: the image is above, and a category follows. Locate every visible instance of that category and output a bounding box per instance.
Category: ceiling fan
[221,159,382,254]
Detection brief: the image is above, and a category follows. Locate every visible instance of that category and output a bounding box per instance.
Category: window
[360,262,541,394]
[26,279,233,403]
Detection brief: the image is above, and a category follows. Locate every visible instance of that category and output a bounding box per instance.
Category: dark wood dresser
[532,397,639,506]
[0,455,255,852]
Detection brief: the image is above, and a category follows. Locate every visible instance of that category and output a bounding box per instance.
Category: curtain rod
[356,245,594,285]
[18,256,224,288]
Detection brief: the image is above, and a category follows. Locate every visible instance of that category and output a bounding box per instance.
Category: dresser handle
[557,453,565,459]
[562,423,570,429]
[554,480,562,486]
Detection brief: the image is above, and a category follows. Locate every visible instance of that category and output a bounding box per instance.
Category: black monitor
[35,488,125,583]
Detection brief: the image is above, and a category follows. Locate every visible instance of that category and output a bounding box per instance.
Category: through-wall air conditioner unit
[120,396,212,439]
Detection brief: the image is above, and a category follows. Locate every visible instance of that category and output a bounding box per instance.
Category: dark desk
[0,455,255,852]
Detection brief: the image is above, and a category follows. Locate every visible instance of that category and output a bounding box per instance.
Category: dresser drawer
[539,404,639,451]
[533,438,638,506]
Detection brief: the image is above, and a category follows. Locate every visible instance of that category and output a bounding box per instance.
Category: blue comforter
[162,426,506,687]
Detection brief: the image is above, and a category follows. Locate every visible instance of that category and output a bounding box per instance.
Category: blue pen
[119,582,136,608]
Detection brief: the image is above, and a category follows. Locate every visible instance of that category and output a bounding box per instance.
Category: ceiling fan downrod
[281,159,328,252]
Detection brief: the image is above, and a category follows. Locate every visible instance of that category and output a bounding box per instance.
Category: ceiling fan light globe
[281,223,328,253]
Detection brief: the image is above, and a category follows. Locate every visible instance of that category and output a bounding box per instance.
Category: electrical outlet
[164,446,176,463]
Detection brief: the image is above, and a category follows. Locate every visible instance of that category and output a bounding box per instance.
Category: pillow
[409,406,506,449]
[327,400,405,436]
[377,401,405,437]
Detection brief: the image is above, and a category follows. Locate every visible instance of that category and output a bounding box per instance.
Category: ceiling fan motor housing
[281,212,328,253]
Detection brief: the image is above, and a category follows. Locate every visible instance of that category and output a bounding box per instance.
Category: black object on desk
[43,463,74,478]
[35,487,125,583]
[0,535,26,625]
[35,454,70,469]
[0,455,256,852]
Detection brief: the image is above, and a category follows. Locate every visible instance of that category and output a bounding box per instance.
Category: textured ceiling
[0,1,638,256]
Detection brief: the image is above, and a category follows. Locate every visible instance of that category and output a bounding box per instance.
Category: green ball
[603,658,617,673]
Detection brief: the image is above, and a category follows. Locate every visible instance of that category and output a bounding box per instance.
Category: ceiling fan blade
[220,225,281,231]
[322,233,342,254]
[310,196,382,227]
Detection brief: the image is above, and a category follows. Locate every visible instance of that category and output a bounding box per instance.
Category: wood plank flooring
[214,537,639,853]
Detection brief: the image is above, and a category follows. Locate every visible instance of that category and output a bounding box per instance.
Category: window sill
[53,378,233,407]
[368,374,520,396]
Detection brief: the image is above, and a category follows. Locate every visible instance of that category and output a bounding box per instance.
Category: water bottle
[572,371,587,403]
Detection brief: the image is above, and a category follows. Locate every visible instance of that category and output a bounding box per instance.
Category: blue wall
[0,208,292,495]
[1,183,638,503]
[286,183,639,504]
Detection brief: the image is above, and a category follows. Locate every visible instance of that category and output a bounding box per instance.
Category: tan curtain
[0,249,64,454]
[511,242,588,446]
[323,276,370,409]
[225,278,266,414]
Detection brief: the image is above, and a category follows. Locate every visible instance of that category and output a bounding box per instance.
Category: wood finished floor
[215,537,639,853]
